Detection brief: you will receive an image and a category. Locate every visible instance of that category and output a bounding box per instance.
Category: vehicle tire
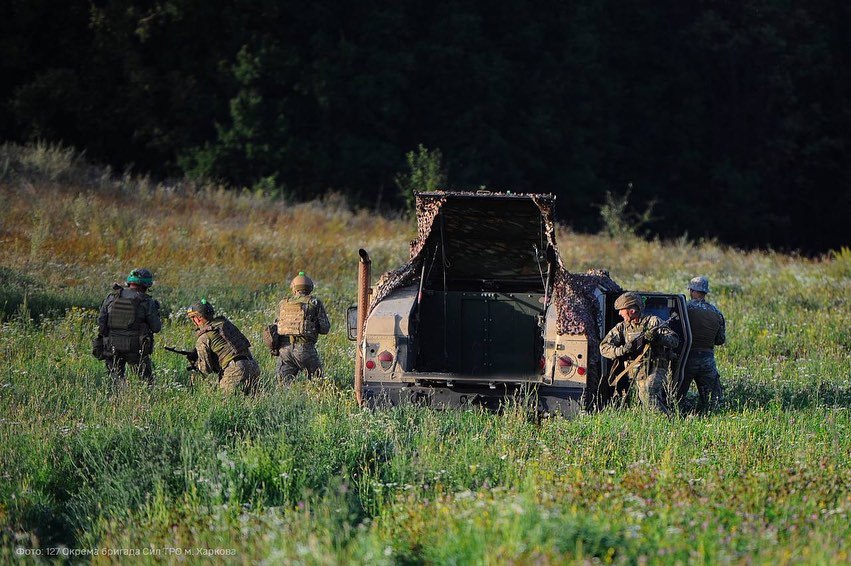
[582,357,607,411]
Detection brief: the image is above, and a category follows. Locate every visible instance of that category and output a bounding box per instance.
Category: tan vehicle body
[350,191,691,416]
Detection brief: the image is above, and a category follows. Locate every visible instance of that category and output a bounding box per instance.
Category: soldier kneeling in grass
[186,299,260,395]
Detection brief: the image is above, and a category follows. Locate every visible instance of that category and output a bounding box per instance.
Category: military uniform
[194,316,260,395]
[682,298,726,411]
[96,281,162,386]
[275,293,331,381]
[600,313,679,413]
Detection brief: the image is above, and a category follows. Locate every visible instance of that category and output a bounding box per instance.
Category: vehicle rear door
[640,293,692,387]
[601,292,692,388]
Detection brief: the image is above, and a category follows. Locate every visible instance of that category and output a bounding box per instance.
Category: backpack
[262,324,283,354]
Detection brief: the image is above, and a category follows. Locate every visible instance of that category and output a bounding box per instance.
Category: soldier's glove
[617,342,636,357]
[187,350,199,363]
[643,327,659,344]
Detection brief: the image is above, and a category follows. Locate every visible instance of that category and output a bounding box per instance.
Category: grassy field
[1,144,850,564]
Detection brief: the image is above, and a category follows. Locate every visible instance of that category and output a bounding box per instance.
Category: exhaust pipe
[355,248,371,405]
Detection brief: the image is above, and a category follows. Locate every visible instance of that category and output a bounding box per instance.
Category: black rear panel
[416,290,544,375]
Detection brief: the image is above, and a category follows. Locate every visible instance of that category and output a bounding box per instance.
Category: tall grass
[1,143,850,563]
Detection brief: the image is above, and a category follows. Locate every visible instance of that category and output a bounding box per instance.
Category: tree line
[2,0,849,253]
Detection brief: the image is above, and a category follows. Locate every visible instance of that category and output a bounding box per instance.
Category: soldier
[275,272,331,381]
[680,276,726,412]
[94,268,162,387]
[600,291,680,413]
[186,299,260,395]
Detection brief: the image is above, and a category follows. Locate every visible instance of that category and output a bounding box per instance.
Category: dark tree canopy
[2,0,849,253]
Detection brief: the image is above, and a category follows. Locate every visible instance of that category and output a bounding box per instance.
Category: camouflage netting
[367,192,447,312]
[552,268,623,350]
[367,191,622,342]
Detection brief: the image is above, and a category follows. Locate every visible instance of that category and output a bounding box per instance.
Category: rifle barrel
[164,346,195,356]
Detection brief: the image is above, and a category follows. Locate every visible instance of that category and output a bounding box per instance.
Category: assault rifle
[608,312,680,388]
[163,346,199,373]
[626,311,680,347]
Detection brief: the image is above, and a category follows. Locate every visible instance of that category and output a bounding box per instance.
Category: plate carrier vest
[277,297,319,341]
[201,318,252,370]
[107,288,148,355]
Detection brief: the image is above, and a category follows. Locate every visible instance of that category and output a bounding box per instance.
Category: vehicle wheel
[583,358,608,411]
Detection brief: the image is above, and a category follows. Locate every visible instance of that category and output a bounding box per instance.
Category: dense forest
[2,1,849,253]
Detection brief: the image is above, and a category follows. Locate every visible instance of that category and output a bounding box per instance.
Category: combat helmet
[614,292,643,312]
[291,271,314,293]
[127,268,154,287]
[688,276,710,294]
[187,299,215,320]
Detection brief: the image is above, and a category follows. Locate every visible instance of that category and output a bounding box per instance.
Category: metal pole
[355,248,371,405]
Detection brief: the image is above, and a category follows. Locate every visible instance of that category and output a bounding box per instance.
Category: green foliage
[19,141,82,183]
[4,3,848,251]
[0,268,99,321]
[0,141,84,185]
[180,45,291,192]
[598,185,655,242]
[394,144,447,217]
[2,167,851,562]
[827,246,851,278]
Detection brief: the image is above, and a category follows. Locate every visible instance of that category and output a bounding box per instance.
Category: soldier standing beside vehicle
[680,276,726,412]
[600,292,680,414]
[186,299,260,395]
[94,268,162,387]
[275,272,331,382]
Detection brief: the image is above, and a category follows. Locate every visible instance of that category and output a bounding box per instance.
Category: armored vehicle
[348,191,692,416]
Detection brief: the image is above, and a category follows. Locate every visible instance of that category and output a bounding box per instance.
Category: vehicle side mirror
[346,306,358,341]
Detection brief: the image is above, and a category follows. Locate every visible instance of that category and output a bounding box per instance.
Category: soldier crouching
[274,272,331,382]
[186,299,260,395]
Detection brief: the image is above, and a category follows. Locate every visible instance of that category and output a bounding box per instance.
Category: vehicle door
[601,292,692,389]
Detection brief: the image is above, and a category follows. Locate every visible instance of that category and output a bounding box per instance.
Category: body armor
[277,297,320,341]
[198,318,252,370]
[688,306,724,350]
[106,288,149,355]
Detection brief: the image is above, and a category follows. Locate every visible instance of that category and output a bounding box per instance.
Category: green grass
[1,144,850,563]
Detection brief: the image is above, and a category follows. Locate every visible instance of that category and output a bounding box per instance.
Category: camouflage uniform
[194,317,260,395]
[600,314,679,413]
[97,283,162,386]
[276,293,331,381]
[682,298,726,411]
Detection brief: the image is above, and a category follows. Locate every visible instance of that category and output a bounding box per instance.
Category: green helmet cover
[127,268,154,287]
